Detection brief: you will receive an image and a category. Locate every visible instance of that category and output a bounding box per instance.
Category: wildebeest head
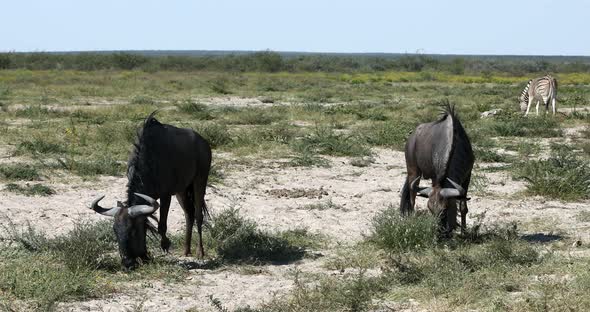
[414,177,466,233]
[90,193,159,270]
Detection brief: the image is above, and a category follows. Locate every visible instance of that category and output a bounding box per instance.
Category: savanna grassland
[0,52,590,311]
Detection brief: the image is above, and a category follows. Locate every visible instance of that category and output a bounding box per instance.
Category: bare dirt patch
[266,187,329,199]
[1,140,589,311]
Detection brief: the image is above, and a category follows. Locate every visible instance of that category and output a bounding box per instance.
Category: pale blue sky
[1,0,588,55]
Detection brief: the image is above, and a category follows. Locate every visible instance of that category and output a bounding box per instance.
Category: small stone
[480,109,502,118]
[572,240,582,247]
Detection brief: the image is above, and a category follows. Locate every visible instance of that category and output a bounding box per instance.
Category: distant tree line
[0,51,588,75]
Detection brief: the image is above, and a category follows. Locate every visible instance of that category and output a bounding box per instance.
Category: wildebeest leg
[176,189,195,256]
[460,200,468,235]
[193,179,207,259]
[459,174,471,235]
[158,195,172,252]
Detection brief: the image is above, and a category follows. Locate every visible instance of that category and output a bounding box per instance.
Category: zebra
[519,75,558,116]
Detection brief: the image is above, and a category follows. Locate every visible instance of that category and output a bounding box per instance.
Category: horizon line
[1,49,589,58]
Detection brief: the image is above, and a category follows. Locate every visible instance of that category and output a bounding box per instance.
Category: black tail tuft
[144,110,162,127]
[436,99,457,121]
[400,178,413,216]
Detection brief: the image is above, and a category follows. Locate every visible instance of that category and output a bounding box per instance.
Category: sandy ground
[1,101,589,311]
[1,146,589,311]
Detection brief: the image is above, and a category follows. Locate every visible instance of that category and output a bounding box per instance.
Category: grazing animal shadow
[176,258,222,270]
[520,233,563,243]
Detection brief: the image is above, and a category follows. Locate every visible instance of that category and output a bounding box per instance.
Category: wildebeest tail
[400,178,412,216]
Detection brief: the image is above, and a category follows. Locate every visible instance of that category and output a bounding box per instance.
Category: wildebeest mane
[440,101,474,186]
[435,100,457,123]
[126,111,162,206]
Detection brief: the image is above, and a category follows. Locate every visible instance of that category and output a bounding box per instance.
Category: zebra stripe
[519,75,558,116]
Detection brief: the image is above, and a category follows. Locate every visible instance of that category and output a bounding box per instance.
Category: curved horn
[410,177,420,190]
[417,187,432,198]
[90,195,121,217]
[127,193,159,217]
[410,176,432,198]
[440,178,466,198]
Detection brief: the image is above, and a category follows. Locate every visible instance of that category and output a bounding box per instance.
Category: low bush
[193,122,232,148]
[369,206,439,253]
[5,183,55,196]
[207,208,305,264]
[0,164,41,181]
[293,125,371,157]
[513,149,590,200]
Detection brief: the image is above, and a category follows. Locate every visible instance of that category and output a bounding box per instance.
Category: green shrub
[252,51,284,72]
[294,125,371,157]
[57,156,125,177]
[15,138,67,155]
[256,123,297,144]
[1,220,50,252]
[210,77,231,94]
[491,115,562,137]
[176,100,213,120]
[290,145,329,167]
[5,183,55,196]
[208,208,305,263]
[193,122,232,148]
[0,164,41,181]
[370,206,438,253]
[226,107,285,125]
[50,221,117,271]
[130,95,155,105]
[0,256,99,310]
[0,53,11,69]
[112,52,148,70]
[259,271,381,312]
[514,149,590,200]
[474,148,508,163]
[360,121,415,150]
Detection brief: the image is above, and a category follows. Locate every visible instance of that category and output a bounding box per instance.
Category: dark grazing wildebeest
[400,103,474,235]
[90,111,212,269]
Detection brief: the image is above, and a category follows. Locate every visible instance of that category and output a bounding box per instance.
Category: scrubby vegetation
[206,208,568,312]
[2,51,590,75]
[0,208,319,309]
[514,148,590,200]
[1,52,589,311]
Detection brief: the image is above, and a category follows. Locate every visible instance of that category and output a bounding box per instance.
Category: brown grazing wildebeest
[400,103,474,235]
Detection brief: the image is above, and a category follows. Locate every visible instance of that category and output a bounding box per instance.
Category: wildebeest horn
[417,187,432,197]
[410,176,432,198]
[90,195,121,217]
[127,193,160,217]
[440,178,466,198]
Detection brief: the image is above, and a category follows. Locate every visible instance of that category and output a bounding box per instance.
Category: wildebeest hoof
[122,259,138,271]
[161,238,171,252]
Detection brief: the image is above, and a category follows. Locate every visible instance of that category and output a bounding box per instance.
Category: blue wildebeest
[400,103,474,235]
[91,112,212,269]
